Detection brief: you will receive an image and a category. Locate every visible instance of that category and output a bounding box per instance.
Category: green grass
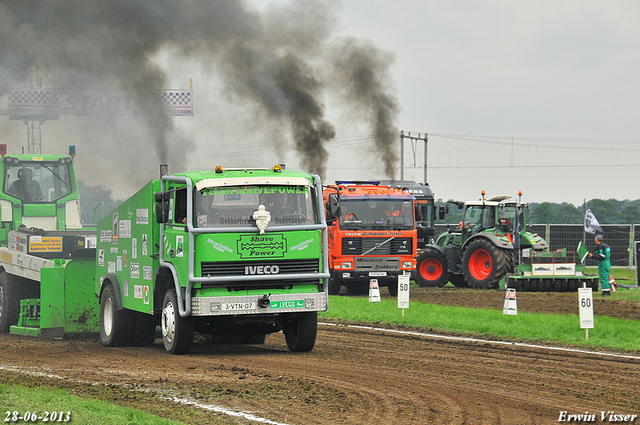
[320,295,640,352]
[0,383,187,425]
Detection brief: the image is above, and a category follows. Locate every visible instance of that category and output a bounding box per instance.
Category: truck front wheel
[283,312,317,352]
[327,276,341,295]
[100,283,133,346]
[161,289,194,354]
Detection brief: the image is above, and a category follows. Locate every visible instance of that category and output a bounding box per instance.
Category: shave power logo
[238,234,287,259]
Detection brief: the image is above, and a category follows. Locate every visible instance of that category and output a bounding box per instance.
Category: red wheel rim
[420,258,443,281]
[469,249,492,280]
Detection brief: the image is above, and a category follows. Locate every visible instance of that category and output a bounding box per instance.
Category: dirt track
[1,288,639,424]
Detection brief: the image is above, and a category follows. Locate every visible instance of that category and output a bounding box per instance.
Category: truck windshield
[339,199,414,230]
[3,161,73,203]
[194,185,318,228]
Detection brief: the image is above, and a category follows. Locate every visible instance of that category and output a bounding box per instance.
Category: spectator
[589,234,611,296]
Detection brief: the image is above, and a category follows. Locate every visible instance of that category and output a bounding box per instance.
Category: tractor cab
[0,145,82,246]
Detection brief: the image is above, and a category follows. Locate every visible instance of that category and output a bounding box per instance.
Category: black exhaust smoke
[0,1,400,185]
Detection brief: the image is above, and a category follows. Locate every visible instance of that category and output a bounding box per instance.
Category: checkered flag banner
[9,90,59,105]
[159,90,193,116]
[3,89,192,117]
[6,90,59,117]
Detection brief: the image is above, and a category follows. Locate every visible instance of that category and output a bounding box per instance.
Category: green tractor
[415,192,547,289]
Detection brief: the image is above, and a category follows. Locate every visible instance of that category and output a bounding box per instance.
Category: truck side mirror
[155,192,170,224]
[438,207,446,220]
[326,193,341,221]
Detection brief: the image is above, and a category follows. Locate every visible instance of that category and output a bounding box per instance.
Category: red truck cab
[323,181,417,296]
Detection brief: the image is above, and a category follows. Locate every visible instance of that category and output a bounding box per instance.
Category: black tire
[520,280,530,292]
[283,312,317,352]
[327,277,341,295]
[462,239,510,289]
[387,282,398,297]
[415,248,449,287]
[99,283,133,347]
[0,272,24,333]
[161,289,194,354]
[131,312,157,346]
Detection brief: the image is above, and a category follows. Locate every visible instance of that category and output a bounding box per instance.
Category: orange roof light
[273,164,282,172]
[215,166,223,173]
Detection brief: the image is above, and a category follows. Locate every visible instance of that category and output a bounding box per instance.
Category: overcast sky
[184,0,640,205]
[2,1,639,206]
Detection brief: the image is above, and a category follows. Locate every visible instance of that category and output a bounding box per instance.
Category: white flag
[584,208,603,235]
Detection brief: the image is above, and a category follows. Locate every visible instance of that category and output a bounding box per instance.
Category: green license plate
[270,300,304,309]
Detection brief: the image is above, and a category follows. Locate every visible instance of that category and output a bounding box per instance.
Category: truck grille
[342,238,413,256]
[201,258,320,277]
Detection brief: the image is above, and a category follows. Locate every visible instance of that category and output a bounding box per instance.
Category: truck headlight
[402,261,413,269]
[342,261,352,269]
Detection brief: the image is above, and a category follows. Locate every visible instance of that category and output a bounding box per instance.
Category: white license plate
[222,302,256,311]
[369,272,387,277]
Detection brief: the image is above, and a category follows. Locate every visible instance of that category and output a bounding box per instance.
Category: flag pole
[583,199,586,245]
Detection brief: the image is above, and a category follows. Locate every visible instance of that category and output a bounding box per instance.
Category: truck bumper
[191,292,328,316]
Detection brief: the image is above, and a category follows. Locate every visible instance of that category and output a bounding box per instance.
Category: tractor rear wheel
[415,248,449,287]
[462,239,510,289]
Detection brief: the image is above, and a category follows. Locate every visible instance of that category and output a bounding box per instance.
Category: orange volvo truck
[323,181,417,296]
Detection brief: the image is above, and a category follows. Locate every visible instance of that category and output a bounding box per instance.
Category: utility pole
[400,131,428,183]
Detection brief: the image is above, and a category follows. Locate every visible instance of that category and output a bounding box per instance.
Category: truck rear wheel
[284,312,317,352]
[462,239,510,289]
[100,283,133,346]
[415,248,449,287]
[161,289,194,354]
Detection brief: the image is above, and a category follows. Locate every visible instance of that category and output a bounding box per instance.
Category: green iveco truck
[95,164,329,354]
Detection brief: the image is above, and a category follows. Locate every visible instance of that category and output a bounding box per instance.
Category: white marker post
[397,274,410,316]
[578,284,594,340]
[368,279,381,303]
[503,288,517,315]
